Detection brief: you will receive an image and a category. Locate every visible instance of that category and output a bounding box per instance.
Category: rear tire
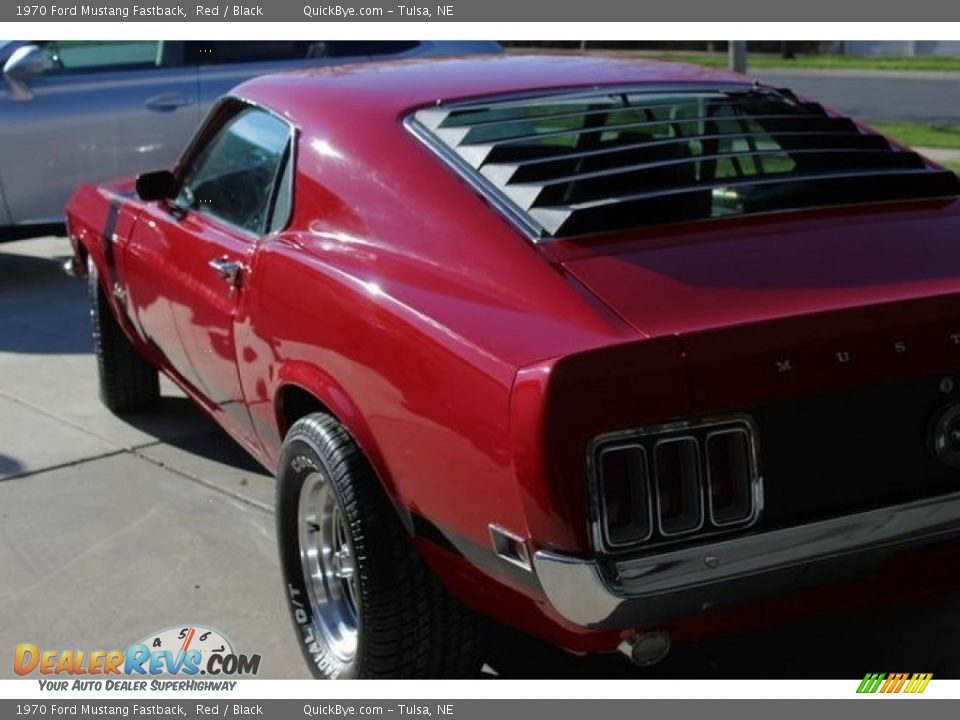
[277,412,481,679]
[88,260,159,413]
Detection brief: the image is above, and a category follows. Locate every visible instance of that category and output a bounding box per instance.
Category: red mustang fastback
[65,54,960,678]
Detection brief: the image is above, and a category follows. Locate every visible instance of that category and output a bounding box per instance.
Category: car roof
[232,54,960,241]
[233,54,750,125]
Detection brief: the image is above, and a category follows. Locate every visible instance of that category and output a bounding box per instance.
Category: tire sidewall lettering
[278,433,355,679]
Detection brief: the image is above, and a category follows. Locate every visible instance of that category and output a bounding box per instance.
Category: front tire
[277,412,481,678]
[88,260,159,413]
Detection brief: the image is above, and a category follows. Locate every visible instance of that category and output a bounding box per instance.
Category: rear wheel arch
[272,367,399,501]
[276,383,334,439]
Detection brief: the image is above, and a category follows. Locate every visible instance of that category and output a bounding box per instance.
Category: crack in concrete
[0,449,129,482]
[130,448,273,514]
[0,387,162,452]
[0,389,272,514]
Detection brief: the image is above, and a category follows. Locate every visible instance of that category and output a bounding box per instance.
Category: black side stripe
[100,193,154,343]
[100,196,122,282]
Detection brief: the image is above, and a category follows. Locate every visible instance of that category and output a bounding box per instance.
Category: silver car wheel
[298,470,359,663]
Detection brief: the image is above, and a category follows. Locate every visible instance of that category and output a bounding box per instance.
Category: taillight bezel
[652,436,706,537]
[587,415,763,554]
[596,443,654,548]
[705,426,757,528]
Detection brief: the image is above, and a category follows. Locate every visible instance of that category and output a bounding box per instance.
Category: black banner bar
[2,0,960,22]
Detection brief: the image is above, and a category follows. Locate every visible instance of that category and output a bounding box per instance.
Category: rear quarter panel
[236,98,637,558]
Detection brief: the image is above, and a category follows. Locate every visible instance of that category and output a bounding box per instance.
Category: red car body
[66,55,960,663]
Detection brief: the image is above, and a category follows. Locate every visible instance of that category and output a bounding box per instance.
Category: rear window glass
[410,87,960,239]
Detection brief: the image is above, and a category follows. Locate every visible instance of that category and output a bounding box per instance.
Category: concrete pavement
[0,235,308,679]
[518,49,960,125]
[752,68,960,124]
[917,147,960,164]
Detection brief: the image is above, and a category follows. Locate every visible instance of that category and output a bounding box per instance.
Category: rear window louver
[408,86,960,239]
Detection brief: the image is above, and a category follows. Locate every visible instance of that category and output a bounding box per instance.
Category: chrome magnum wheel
[298,470,359,664]
[276,412,481,679]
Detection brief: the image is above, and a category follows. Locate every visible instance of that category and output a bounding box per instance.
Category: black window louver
[408,86,960,239]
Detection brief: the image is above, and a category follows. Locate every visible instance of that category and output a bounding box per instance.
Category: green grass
[944,161,960,174]
[865,122,960,150]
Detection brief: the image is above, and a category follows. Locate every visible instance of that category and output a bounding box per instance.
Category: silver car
[0,40,500,236]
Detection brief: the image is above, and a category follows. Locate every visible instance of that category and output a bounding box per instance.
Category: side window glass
[42,41,163,74]
[176,108,290,235]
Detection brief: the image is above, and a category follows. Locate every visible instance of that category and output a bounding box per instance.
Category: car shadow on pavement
[0,453,25,477]
[0,246,74,292]
[119,396,268,476]
[0,224,65,244]
[0,246,92,355]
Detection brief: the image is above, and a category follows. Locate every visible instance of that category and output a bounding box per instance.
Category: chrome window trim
[417,81,765,116]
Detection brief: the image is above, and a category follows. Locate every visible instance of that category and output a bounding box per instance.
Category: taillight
[597,444,652,547]
[590,417,760,552]
[654,438,703,536]
[706,428,754,526]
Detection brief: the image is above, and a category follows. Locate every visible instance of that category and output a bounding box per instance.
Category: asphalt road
[3,236,960,680]
[752,69,960,124]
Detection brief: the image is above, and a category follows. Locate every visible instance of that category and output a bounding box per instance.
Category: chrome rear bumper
[533,489,960,629]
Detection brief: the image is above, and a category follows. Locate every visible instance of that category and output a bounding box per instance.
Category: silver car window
[41,41,163,74]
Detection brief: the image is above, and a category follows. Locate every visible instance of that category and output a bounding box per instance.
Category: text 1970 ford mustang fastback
[65,54,960,678]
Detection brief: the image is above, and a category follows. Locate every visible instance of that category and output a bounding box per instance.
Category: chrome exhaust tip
[618,630,671,667]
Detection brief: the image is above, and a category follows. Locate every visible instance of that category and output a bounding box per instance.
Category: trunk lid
[558,201,960,409]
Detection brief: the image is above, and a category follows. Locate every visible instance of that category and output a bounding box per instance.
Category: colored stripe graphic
[857,673,932,694]
[912,673,933,694]
[856,673,885,693]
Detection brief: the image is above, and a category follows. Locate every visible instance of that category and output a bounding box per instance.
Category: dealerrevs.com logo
[14,626,261,690]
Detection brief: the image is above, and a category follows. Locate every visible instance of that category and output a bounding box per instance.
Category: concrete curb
[916,146,960,163]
